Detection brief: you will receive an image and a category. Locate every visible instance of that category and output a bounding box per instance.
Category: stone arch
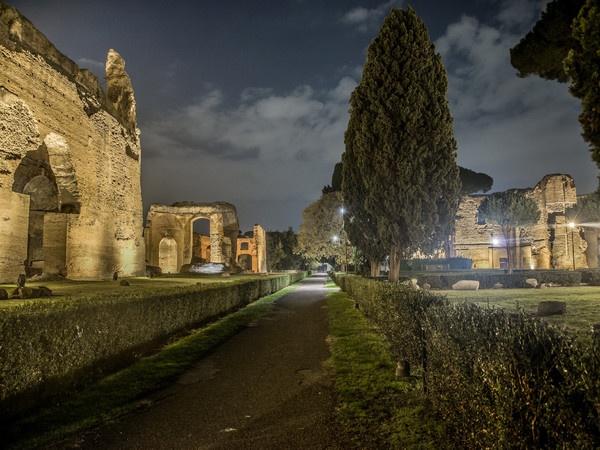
[44,133,80,213]
[159,237,178,274]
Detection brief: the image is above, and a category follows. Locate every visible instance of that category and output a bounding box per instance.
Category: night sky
[7,0,598,232]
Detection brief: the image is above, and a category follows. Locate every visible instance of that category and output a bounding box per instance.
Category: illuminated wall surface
[0,3,145,281]
[452,174,590,270]
[145,202,240,273]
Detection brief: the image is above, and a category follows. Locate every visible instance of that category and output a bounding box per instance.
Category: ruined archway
[145,202,239,272]
[159,237,178,274]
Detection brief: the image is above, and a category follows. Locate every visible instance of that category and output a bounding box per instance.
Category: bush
[336,274,600,447]
[0,272,307,418]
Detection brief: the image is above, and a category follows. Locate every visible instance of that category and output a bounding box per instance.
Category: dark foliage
[459,166,493,195]
[335,275,600,448]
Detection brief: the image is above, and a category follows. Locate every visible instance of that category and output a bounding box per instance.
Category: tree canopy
[296,192,348,268]
[510,0,585,82]
[322,161,343,195]
[459,167,494,195]
[478,191,541,270]
[266,227,306,271]
[345,7,460,282]
[511,0,600,169]
[564,0,600,167]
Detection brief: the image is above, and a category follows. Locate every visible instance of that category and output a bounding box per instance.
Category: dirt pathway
[73,274,349,449]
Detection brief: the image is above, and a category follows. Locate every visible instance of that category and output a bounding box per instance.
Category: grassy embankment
[4,280,301,449]
[326,289,445,448]
[0,273,265,308]
[443,285,600,333]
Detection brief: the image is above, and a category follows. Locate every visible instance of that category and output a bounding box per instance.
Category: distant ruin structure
[236,225,267,273]
[451,174,590,270]
[0,3,145,281]
[145,202,240,273]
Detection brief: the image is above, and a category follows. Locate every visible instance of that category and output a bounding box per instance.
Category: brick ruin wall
[0,3,145,280]
[453,174,588,270]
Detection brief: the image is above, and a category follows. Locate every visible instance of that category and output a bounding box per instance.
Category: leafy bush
[335,275,600,447]
[0,273,307,418]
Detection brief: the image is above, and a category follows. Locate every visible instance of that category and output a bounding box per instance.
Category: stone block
[452,280,480,290]
[492,282,504,289]
[525,278,538,288]
[538,301,567,316]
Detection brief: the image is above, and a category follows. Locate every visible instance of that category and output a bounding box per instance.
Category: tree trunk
[370,260,381,278]
[388,245,400,283]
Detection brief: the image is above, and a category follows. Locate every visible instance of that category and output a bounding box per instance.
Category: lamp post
[569,222,576,271]
[340,207,347,274]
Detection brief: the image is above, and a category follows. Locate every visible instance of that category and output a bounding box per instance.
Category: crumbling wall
[453,174,587,270]
[0,2,145,280]
[145,202,239,273]
[235,224,268,273]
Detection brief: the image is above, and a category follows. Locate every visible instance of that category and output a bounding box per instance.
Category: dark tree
[266,227,305,270]
[510,0,584,82]
[478,191,541,272]
[322,162,343,194]
[345,7,460,282]
[342,114,387,277]
[459,166,494,195]
[564,0,600,167]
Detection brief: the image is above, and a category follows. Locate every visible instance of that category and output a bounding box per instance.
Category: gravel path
[73,274,350,449]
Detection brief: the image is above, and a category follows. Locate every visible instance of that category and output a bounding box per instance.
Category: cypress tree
[342,113,387,277]
[345,7,460,282]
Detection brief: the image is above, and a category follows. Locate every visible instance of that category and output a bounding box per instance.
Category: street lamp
[569,222,576,271]
[340,207,348,274]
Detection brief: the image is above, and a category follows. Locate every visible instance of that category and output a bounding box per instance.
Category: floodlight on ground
[569,222,575,228]
[332,235,339,243]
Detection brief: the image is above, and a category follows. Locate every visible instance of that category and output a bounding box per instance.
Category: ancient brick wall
[235,224,267,273]
[453,174,588,270]
[145,202,239,273]
[0,3,145,280]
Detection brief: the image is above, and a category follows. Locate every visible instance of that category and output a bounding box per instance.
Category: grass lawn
[441,285,600,334]
[327,289,445,448]
[0,273,268,308]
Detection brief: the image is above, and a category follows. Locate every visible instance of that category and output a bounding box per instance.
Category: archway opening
[192,218,211,264]
[13,150,61,276]
[159,237,178,273]
[238,254,253,271]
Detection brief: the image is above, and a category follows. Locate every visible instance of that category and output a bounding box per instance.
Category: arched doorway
[238,254,253,271]
[192,218,211,263]
[159,237,178,273]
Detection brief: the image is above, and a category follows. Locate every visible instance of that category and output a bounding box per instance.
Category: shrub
[0,272,307,418]
[336,274,600,447]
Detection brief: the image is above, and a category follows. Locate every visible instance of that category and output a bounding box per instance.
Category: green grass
[442,285,600,334]
[0,273,267,308]
[3,281,301,449]
[326,290,445,448]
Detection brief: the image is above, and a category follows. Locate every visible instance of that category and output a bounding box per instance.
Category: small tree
[478,191,541,271]
[459,166,494,195]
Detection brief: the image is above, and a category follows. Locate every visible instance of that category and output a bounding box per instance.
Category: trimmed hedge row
[0,272,307,418]
[336,275,600,448]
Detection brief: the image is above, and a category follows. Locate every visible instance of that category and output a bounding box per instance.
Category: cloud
[76,57,104,70]
[436,3,597,194]
[340,0,402,32]
[140,77,358,229]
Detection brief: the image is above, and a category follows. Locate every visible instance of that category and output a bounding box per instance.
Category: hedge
[336,275,600,448]
[396,270,583,289]
[0,272,307,418]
